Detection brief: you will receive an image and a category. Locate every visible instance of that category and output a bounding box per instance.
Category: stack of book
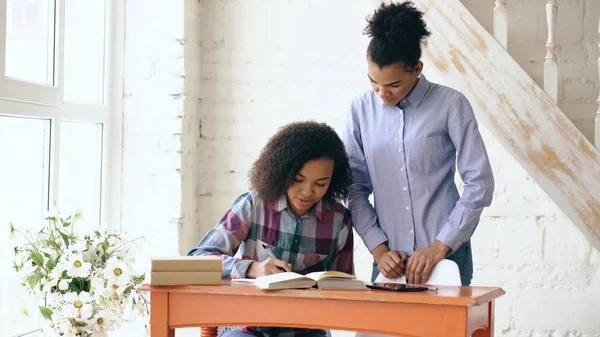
[150,256,222,285]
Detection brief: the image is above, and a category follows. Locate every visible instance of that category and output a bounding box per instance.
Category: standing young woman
[344,1,494,286]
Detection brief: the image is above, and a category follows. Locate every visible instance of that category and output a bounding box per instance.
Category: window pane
[0,115,50,335]
[63,0,106,104]
[5,0,55,85]
[59,121,103,226]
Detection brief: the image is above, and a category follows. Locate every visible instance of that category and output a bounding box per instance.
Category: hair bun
[364,1,430,45]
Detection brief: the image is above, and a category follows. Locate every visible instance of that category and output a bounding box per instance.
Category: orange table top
[140,281,505,307]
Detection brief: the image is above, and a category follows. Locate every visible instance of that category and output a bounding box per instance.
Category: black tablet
[366,282,429,292]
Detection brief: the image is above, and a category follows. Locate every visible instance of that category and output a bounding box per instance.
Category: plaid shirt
[188,190,354,337]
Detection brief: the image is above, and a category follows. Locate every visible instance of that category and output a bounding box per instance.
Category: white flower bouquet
[9,211,149,337]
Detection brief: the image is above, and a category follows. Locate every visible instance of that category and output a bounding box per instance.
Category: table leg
[151,292,175,337]
[200,326,218,337]
[472,301,495,337]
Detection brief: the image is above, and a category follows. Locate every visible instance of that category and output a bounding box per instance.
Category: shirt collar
[376,74,431,108]
[272,195,324,220]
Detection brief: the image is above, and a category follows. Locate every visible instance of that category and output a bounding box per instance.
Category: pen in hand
[261,244,287,272]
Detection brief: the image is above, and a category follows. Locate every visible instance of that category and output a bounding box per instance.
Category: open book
[234,271,367,290]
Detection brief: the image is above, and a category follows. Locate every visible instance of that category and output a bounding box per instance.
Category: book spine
[150,271,222,285]
[151,260,222,272]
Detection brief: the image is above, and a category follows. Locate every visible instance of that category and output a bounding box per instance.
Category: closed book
[151,256,222,272]
[150,271,222,285]
[316,278,368,290]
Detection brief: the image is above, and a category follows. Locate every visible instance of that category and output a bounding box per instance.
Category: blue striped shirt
[344,75,494,254]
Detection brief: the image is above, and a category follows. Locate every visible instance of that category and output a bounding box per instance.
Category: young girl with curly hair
[189,121,353,337]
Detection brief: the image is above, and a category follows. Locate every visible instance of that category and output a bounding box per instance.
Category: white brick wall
[123,0,600,336]
[122,0,184,257]
[472,127,600,335]
[116,0,187,336]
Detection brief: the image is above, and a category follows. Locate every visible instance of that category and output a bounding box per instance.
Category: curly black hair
[364,1,431,69]
[249,121,352,203]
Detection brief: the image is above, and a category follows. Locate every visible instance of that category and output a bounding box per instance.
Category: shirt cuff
[435,223,465,252]
[437,203,485,251]
[230,259,254,279]
[362,225,389,252]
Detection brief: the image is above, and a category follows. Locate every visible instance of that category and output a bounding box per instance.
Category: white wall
[179,0,381,252]
[122,0,183,259]
[116,0,186,335]
[124,0,600,336]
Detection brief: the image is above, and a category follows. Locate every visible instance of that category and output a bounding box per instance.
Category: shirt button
[398,148,403,152]
[405,206,410,210]
[409,230,414,234]
[400,167,404,172]
[398,129,402,134]
[403,187,407,191]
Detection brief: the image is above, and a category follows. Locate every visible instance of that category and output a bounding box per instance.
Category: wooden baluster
[596,17,600,150]
[544,0,558,103]
[493,0,508,49]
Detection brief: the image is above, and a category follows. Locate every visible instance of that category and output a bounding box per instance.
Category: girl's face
[286,157,334,216]
[367,60,422,106]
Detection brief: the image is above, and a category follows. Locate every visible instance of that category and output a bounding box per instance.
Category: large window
[0,1,123,335]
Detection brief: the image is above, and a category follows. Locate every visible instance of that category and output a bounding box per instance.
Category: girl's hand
[247,258,292,278]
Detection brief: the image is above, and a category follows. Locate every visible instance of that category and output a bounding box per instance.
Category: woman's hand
[247,258,292,278]
[406,240,449,284]
[376,250,408,279]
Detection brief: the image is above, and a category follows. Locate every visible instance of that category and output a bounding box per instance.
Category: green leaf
[102,241,109,252]
[60,231,70,247]
[27,271,43,289]
[69,280,80,294]
[63,221,71,227]
[68,278,90,294]
[9,223,16,240]
[133,274,146,285]
[39,306,53,320]
[43,239,60,250]
[73,320,87,328]
[46,257,55,270]
[30,251,44,266]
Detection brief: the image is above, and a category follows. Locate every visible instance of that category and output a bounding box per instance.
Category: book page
[231,278,256,283]
[305,271,356,281]
[255,272,308,284]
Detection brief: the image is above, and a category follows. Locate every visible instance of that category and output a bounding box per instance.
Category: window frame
[0,0,61,105]
[0,0,124,334]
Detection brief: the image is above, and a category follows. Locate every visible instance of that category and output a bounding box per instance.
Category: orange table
[140,282,504,337]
